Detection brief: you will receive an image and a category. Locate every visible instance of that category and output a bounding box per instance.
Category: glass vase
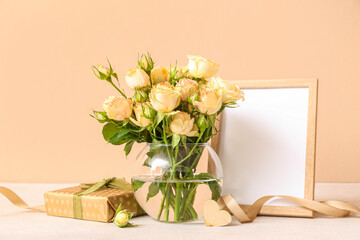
[131,143,223,223]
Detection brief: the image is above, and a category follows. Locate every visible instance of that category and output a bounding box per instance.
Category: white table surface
[1,183,360,240]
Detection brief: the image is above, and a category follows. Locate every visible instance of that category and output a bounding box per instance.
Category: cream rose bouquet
[91,53,244,222]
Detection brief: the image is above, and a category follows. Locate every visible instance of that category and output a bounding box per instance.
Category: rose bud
[196,115,208,133]
[141,56,149,69]
[188,91,199,104]
[146,104,157,119]
[94,111,106,120]
[138,53,154,74]
[113,210,133,228]
[92,64,111,80]
[135,89,148,103]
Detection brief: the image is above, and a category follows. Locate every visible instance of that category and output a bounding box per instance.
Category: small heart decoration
[203,199,232,227]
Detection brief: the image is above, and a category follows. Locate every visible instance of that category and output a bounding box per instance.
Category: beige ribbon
[219,194,360,223]
[0,186,46,212]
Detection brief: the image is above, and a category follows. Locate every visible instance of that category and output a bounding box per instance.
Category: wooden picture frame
[210,79,318,217]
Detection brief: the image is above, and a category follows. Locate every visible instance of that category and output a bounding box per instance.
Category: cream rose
[103,96,133,121]
[130,102,152,127]
[149,82,181,113]
[208,77,244,103]
[150,66,170,85]
[176,78,199,101]
[125,66,150,90]
[170,111,198,136]
[187,55,219,79]
[193,88,222,115]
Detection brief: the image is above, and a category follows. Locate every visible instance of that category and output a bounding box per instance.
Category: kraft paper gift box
[44,178,144,222]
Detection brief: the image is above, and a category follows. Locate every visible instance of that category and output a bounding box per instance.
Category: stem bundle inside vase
[91,53,244,222]
[156,144,204,222]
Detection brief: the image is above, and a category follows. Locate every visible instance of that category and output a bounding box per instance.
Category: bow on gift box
[73,177,132,219]
[0,177,133,217]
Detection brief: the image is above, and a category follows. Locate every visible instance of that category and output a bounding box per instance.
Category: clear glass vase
[131,143,223,223]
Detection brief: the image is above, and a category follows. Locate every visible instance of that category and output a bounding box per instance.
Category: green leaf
[108,129,131,145]
[146,151,155,158]
[194,173,214,180]
[124,140,135,156]
[208,114,216,127]
[112,72,120,86]
[172,134,181,148]
[156,112,165,125]
[146,182,160,201]
[193,173,221,201]
[132,179,145,192]
[112,72,118,80]
[102,123,120,142]
[208,181,221,201]
[216,105,226,115]
[114,202,123,217]
[184,171,194,178]
[143,148,156,167]
[125,222,138,227]
[143,149,155,167]
[127,212,134,219]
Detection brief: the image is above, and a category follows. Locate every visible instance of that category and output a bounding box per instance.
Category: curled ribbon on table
[212,194,360,225]
[0,186,46,212]
[0,177,132,218]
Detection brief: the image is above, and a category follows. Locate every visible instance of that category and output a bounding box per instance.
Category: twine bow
[73,177,132,219]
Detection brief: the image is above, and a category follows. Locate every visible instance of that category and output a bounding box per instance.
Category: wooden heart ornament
[203,200,232,226]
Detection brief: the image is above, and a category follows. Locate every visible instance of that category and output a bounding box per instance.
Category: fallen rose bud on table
[113,203,136,228]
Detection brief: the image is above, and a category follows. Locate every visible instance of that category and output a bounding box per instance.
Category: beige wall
[0,0,359,183]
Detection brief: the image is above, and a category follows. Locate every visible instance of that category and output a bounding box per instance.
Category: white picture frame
[211,79,318,217]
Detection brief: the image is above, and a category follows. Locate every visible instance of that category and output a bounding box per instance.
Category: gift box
[44,177,144,222]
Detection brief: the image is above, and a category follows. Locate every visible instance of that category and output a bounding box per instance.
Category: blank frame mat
[218,88,309,206]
